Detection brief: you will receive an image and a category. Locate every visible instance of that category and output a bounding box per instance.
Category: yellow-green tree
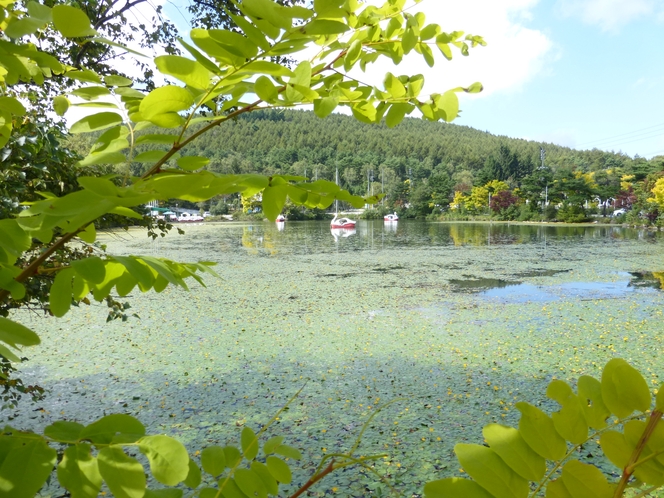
[647,177,664,209]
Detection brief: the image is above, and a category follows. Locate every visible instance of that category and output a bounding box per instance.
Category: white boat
[330,213,356,229]
[276,214,286,222]
[384,212,399,222]
[177,212,204,222]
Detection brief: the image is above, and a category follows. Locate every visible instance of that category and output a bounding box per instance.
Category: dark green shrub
[557,204,589,223]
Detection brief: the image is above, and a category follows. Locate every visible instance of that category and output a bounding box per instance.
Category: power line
[592,130,664,150]
[577,121,664,148]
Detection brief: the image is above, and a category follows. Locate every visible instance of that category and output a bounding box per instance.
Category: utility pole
[539,147,548,207]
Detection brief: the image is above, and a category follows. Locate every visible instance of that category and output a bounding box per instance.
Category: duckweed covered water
[10,221,664,496]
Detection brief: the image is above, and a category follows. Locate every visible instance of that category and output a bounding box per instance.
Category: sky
[151,0,664,159]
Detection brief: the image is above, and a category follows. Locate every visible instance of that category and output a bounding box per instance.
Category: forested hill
[68,108,660,197]
[179,109,654,183]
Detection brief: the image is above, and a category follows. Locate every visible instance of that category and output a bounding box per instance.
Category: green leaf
[384,73,406,98]
[290,60,312,88]
[266,456,292,484]
[454,443,529,498]
[483,424,545,482]
[254,76,278,103]
[155,56,211,90]
[57,443,102,498]
[134,150,169,163]
[223,446,242,468]
[208,29,258,59]
[216,478,245,498]
[111,257,154,288]
[250,462,278,495]
[559,460,612,498]
[262,185,288,221]
[302,19,349,34]
[466,82,483,93]
[658,383,664,411]
[177,156,209,171]
[52,5,96,37]
[53,95,70,116]
[201,446,226,476]
[77,151,126,167]
[50,267,74,317]
[139,86,194,121]
[27,1,52,21]
[546,479,574,498]
[66,70,103,84]
[241,426,259,461]
[70,113,123,134]
[227,13,270,51]
[263,436,284,455]
[0,97,25,116]
[79,414,146,444]
[70,86,112,100]
[385,103,413,128]
[601,358,651,417]
[4,16,47,38]
[135,134,177,145]
[623,420,664,485]
[599,430,632,470]
[424,477,494,498]
[420,42,434,67]
[97,447,146,498]
[235,468,267,498]
[577,375,609,429]
[547,380,588,444]
[0,317,40,349]
[313,97,338,118]
[402,26,417,54]
[407,74,425,98]
[144,490,183,498]
[104,75,133,87]
[0,438,57,498]
[71,257,106,284]
[241,61,293,77]
[435,91,459,122]
[44,421,85,443]
[92,37,148,57]
[139,435,189,486]
[516,402,567,460]
[183,459,201,488]
[313,0,345,18]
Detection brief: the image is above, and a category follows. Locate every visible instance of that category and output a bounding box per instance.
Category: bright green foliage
[0,414,307,498]
[427,359,664,497]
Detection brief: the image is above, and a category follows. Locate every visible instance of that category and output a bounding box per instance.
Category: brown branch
[613,410,663,498]
[94,0,148,29]
[0,230,80,304]
[289,460,335,498]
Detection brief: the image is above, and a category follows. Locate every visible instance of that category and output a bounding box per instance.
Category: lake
[11,221,664,496]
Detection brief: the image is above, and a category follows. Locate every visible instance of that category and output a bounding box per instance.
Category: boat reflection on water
[384,221,398,232]
[276,221,285,231]
[331,227,356,242]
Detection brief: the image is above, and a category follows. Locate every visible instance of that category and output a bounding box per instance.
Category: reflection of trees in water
[629,271,664,289]
[447,224,523,246]
[241,227,277,255]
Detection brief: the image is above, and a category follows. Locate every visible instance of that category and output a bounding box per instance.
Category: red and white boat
[330,213,356,229]
[384,212,399,222]
[276,214,286,222]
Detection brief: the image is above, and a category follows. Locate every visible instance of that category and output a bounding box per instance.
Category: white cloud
[556,0,662,32]
[346,0,553,100]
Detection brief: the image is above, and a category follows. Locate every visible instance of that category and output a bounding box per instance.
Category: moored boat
[331,213,356,229]
[384,212,399,222]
